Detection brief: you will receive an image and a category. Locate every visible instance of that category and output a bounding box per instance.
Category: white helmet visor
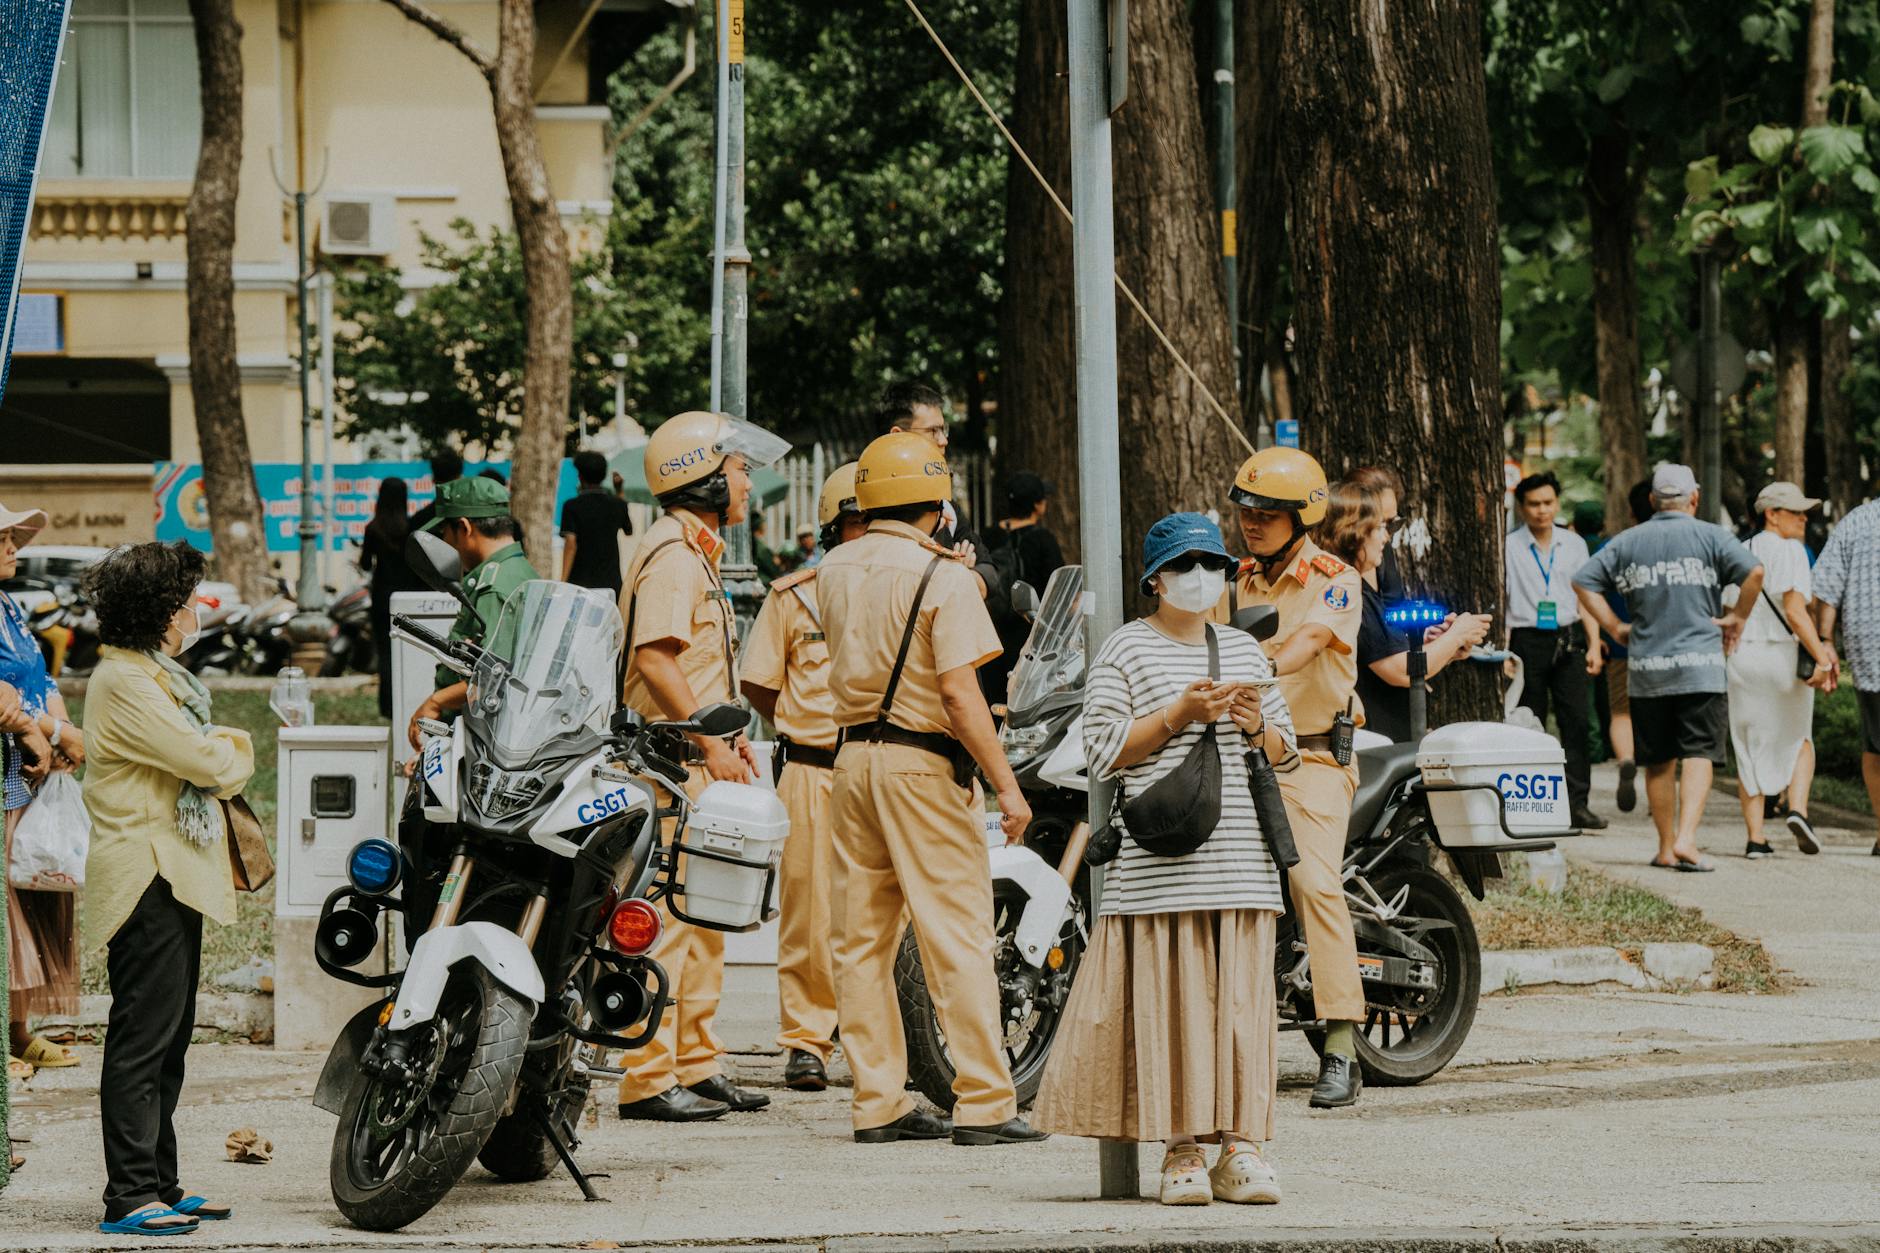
[715,417,792,471]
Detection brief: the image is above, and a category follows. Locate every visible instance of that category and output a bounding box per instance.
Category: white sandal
[1159,1145,1212,1206]
[1211,1142,1282,1204]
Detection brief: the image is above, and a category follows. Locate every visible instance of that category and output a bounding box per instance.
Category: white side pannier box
[675,781,790,931]
[1416,722,1575,849]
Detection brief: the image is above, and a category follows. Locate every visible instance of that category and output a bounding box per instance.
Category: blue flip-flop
[98,1203,199,1236]
[173,1196,232,1221]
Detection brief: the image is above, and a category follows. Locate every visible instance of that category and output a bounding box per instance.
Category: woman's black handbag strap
[1759,586,1795,637]
[877,554,947,729]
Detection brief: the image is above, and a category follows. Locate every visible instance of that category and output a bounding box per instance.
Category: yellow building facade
[8,0,665,547]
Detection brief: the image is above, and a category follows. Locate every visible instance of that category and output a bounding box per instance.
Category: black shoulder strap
[878,554,947,727]
[1759,586,1796,638]
[622,537,686,658]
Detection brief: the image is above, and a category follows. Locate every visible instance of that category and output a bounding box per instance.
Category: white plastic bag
[8,771,90,892]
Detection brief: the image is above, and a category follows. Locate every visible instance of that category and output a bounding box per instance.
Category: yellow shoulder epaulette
[1310,553,1348,578]
[772,567,817,591]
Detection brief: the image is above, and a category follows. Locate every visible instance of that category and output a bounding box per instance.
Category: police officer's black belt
[838,721,957,760]
[777,737,836,770]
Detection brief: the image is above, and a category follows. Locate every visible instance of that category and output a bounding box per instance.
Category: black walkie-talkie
[1331,698,1356,766]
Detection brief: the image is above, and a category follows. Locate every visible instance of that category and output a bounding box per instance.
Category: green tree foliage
[332,211,705,451]
[608,1,1017,439]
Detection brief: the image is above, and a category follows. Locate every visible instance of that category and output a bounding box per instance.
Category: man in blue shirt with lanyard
[1504,472,1606,830]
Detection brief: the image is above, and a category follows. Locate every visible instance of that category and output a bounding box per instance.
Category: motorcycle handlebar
[389,614,483,676]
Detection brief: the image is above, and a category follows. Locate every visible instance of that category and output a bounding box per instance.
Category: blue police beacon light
[1383,599,1448,633]
[346,838,403,895]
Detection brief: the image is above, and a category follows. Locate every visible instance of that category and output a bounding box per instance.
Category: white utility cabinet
[388,589,463,775]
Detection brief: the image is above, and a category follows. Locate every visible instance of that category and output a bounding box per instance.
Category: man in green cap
[407,476,540,749]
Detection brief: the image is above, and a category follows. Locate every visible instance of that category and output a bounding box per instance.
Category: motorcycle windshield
[1006,564,1087,721]
[467,580,623,765]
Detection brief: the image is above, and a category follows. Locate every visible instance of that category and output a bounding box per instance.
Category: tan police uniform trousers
[1279,752,1365,1022]
[775,759,838,1060]
[830,740,1017,1131]
[619,764,727,1103]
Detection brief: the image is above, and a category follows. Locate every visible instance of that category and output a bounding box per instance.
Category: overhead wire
[900,0,1255,456]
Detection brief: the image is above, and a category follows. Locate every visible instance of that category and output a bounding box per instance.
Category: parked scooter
[179,594,251,676]
[322,584,375,676]
[236,582,298,674]
[895,565,1577,1106]
[313,532,786,1231]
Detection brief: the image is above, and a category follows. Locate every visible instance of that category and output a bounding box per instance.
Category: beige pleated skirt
[1033,908,1278,1144]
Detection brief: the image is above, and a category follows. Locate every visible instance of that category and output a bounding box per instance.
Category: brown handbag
[222,796,275,892]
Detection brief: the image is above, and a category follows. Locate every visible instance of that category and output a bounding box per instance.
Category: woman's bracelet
[1161,707,1182,735]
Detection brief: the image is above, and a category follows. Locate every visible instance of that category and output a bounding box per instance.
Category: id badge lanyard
[1530,542,1558,631]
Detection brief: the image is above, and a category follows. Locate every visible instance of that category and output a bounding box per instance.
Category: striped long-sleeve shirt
[1085,620,1295,917]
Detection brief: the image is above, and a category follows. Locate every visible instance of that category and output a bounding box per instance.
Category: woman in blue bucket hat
[1034,513,1298,1206]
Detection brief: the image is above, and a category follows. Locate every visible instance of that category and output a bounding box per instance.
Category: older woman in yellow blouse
[80,542,254,1237]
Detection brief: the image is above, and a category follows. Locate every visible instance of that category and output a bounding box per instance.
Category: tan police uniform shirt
[817,520,1003,735]
[619,509,738,719]
[742,569,838,751]
[1219,536,1363,734]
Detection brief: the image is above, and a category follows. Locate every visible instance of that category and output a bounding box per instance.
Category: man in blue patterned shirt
[1812,497,1880,854]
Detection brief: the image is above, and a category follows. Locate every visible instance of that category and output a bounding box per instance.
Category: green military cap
[420,476,511,532]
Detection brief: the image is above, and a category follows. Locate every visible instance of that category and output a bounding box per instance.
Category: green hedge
[1814,681,1869,781]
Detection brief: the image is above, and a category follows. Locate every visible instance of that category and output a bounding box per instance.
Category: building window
[43,0,201,180]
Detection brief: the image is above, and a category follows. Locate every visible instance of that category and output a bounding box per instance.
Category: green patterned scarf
[150,650,220,847]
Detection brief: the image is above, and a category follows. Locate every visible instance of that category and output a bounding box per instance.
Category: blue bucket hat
[1140,512,1234,595]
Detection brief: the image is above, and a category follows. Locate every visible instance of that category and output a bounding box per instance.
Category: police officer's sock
[1323,1021,1357,1059]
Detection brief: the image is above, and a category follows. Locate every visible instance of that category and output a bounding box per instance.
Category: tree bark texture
[1278,0,1504,721]
[1774,0,1837,487]
[184,0,268,603]
[1233,0,1287,415]
[1816,313,1859,517]
[490,0,573,571]
[1583,126,1650,530]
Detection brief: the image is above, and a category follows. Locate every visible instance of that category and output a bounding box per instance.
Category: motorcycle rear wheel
[329,966,529,1230]
[1307,863,1480,1086]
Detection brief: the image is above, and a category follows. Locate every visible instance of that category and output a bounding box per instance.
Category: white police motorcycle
[312,534,785,1230]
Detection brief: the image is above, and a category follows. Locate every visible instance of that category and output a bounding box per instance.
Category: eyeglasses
[1158,553,1233,576]
[1385,515,1407,537]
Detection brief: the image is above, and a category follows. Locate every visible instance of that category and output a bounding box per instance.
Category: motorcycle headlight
[467,764,548,819]
[1000,721,1052,759]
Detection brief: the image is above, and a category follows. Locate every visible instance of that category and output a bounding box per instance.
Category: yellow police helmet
[1230,446,1330,527]
[644,410,792,501]
[854,432,953,511]
[818,462,862,526]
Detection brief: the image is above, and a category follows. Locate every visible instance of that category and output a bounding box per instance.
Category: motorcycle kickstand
[528,1102,608,1202]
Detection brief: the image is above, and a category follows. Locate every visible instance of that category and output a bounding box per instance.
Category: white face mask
[1157,565,1226,614]
[174,605,201,654]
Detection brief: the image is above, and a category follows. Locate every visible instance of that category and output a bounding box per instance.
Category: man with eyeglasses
[874,382,1001,604]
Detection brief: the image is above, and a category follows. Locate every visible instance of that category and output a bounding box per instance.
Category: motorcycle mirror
[1009,580,1039,618]
[404,531,483,622]
[609,707,642,738]
[691,702,751,739]
[1231,604,1280,642]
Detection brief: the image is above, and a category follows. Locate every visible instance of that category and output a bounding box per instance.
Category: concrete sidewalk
[4,763,1877,1250]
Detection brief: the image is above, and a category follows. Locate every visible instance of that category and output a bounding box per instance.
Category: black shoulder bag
[1759,587,1817,682]
[1116,625,1225,858]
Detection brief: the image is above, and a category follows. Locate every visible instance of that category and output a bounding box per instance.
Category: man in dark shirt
[559,449,634,595]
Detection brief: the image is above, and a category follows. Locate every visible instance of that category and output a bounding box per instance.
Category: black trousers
[100,877,202,1220]
[1509,626,1591,812]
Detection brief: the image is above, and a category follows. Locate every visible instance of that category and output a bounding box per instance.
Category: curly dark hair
[82,541,206,652]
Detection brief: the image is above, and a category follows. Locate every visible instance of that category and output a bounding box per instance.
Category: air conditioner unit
[320,194,396,257]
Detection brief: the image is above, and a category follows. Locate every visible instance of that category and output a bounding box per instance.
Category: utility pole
[707,0,762,621]
[1213,0,1236,397]
[1068,0,1136,1200]
[1697,254,1723,524]
[274,150,331,667]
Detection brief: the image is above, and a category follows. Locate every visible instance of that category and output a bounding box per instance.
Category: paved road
[4,763,1876,1250]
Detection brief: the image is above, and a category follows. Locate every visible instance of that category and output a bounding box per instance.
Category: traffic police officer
[740,462,866,1093]
[406,475,539,750]
[616,410,790,1123]
[817,433,1047,1146]
[1221,446,1368,1109]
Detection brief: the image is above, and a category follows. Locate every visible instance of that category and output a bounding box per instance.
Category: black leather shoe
[783,1049,828,1091]
[1572,806,1609,831]
[618,1085,729,1122]
[1309,1053,1362,1109]
[854,1108,952,1143]
[687,1073,770,1112]
[952,1117,1049,1145]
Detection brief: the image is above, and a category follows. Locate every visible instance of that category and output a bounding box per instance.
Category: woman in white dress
[1726,482,1837,858]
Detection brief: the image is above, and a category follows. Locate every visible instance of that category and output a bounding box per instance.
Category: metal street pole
[1697,254,1723,524]
[1068,0,1135,1200]
[274,149,331,669]
[1213,0,1237,396]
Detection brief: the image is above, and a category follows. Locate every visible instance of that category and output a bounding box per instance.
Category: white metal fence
[753,443,998,547]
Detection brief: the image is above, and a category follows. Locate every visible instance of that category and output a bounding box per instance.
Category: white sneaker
[1159,1146,1213,1206]
[1211,1143,1282,1204]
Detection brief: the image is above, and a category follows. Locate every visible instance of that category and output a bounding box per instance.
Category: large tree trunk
[490,0,572,571]
[1584,126,1650,531]
[1279,0,1503,721]
[185,0,268,602]
[996,0,1080,556]
[1233,0,1287,418]
[1775,0,1837,486]
[1818,313,1858,517]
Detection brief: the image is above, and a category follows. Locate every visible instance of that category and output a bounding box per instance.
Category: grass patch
[68,688,389,995]
[1468,859,1783,994]
[1809,773,1875,821]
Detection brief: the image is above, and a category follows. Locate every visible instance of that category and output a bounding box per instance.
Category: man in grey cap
[1573,464,1763,871]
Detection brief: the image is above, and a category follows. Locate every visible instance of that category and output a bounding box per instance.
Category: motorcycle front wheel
[896,883,1083,1111]
[1308,862,1481,1086]
[329,965,530,1230]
